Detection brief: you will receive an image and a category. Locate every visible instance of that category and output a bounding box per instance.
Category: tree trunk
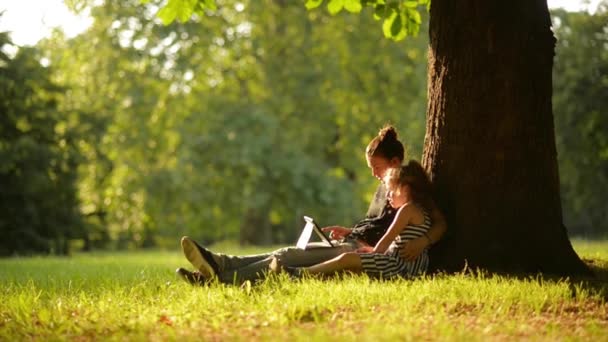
[423,0,590,275]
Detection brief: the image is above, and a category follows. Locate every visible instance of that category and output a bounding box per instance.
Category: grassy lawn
[1,240,607,341]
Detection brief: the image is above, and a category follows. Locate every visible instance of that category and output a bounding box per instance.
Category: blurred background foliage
[0,0,606,255]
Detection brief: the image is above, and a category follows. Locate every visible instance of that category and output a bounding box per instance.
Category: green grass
[1,241,607,341]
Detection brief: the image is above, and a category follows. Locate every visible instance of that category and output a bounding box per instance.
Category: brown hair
[385,160,433,210]
[365,125,405,162]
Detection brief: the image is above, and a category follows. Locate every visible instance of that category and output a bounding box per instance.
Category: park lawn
[0,240,607,341]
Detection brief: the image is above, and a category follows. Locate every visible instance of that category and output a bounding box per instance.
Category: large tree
[148,0,590,275]
[421,1,589,275]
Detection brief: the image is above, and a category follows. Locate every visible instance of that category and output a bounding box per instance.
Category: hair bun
[378,125,398,141]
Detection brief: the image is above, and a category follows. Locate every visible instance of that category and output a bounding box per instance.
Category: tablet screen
[303,216,334,248]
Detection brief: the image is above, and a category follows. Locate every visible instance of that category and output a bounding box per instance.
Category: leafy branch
[147,0,429,41]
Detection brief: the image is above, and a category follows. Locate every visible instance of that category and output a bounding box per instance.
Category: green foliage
[33,0,429,248]
[309,0,429,40]
[0,32,83,255]
[152,0,428,41]
[0,240,606,340]
[305,0,324,10]
[155,0,217,24]
[552,4,608,237]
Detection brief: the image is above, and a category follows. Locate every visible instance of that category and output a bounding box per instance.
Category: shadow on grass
[575,258,608,299]
[424,257,608,302]
[508,258,608,300]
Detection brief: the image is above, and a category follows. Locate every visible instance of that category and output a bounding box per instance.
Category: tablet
[296,216,334,250]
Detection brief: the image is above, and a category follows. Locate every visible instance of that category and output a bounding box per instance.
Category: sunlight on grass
[571,238,608,260]
[0,241,607,340]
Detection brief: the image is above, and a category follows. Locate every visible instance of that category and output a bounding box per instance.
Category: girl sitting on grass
[272,160,433,278]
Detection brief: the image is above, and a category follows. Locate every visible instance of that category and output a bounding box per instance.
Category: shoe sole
[181,237,215,279]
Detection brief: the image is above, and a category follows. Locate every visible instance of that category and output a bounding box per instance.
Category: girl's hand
[356,246,374,253]
[399,237,430,261]
[322,226,351,240]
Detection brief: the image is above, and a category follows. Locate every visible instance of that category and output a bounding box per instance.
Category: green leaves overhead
[381,5,422,40]
[326,0,363,14]
[344,0,363,13]
[308,0,428,40]
[153,0,427,41]
[156,0,217,24]
[307,1,428,40]
[327,0,344,15]
[305,0,324,10]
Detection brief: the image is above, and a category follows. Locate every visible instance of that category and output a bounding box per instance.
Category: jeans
[214,240,359,284]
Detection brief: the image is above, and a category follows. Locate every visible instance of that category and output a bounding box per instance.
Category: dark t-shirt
[348,184,397,246]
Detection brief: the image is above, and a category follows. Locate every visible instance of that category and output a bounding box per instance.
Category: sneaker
[175,267,206,285]
[180,236,219,279]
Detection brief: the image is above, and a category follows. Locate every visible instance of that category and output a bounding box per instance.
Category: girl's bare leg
[303,252,363,275]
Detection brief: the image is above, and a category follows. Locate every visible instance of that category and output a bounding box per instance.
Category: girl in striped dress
[273,160,434,279]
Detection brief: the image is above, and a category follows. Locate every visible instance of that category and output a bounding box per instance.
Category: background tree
[0,31,82,255]
[40,0,429,247]
[552,4,608,238]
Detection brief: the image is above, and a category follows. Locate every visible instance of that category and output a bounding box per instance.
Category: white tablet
[296,216,334,250]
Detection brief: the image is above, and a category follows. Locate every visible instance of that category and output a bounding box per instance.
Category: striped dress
[359,206,431,278]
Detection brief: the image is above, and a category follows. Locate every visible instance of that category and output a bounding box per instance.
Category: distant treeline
[0,1,606,255]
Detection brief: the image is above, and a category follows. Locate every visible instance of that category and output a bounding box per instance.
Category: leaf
[305,0,324,10]
[157,4,178,25]
[420,0,431,11]
[382,11,397,38]
[176,0,197,22]
[157,0,203,24]
[382,10,408,41]
[407,18,418,37]
[344,0,362,13]
[408,8,422,24]
[373,4,386,20]
[327,0,344,15]
[404,0,418,8]
[158,314,174,326]
[202,0,217,10]
[390,11,402,37]
[194,0,217,15]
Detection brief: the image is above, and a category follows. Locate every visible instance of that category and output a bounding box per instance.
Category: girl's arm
[399,204,446,261]
[372,204,412,254]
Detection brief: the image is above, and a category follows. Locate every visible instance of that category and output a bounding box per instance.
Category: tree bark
[423,0,590,275]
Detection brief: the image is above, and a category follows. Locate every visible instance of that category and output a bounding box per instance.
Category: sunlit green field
[1,240,607,341]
